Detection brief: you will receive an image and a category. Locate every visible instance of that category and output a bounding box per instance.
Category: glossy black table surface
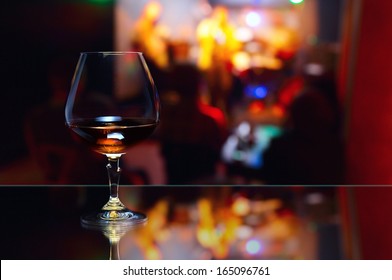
[0,185,342,260]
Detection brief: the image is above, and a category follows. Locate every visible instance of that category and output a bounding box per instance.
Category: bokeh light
[245,11,262,27]
[245,239,263,255]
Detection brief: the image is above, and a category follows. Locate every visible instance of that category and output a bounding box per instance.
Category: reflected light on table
[118,193,315,260]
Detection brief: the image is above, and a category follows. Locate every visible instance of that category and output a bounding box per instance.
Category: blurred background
[1,0,392,259]
[1,0,346,185]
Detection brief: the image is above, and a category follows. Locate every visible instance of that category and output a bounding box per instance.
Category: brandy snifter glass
[65,52,159,227]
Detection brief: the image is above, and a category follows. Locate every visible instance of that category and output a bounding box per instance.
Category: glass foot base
[81,209,147,228]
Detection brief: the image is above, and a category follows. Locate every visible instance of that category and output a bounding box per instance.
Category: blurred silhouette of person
[156,63,228,184]
[129,2,172,97]
[196,5,240,116]
[261,73,345,185]
[196,5,239,71]
[131,1,169,69]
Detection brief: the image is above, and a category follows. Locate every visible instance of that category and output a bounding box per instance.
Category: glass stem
[109,239,120,260]
[102,156,125,211]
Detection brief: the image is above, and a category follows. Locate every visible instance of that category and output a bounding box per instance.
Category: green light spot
[87,0,113,5]
[290,0,304,4]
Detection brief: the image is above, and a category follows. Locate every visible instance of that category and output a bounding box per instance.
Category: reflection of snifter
[82,221,146,260]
